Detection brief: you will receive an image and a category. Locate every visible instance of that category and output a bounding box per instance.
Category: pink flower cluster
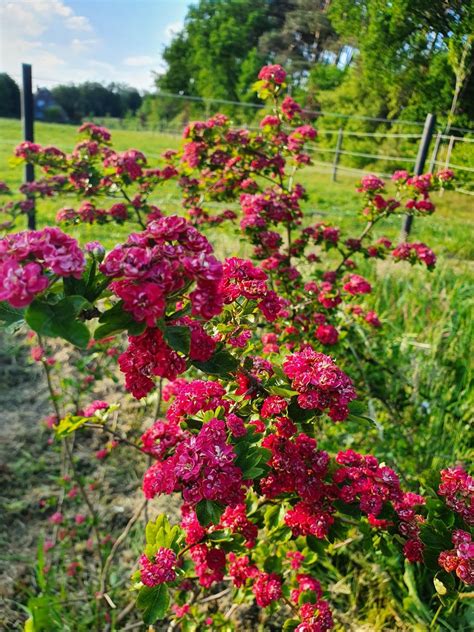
[296,600,334,632]
[82,400,109,417]
[190,544,226,587]
[0,228,85,307]
[165,379,229,424]
[118,328,186,398]
[221,257,285,322]
[258,64,287,85]
[57,201,131,225]
[392,242,436,269]
[260,429,335,538]
[101,215,223,325]
[334,450,426,562]
[343,274,372,296]
[142,418,245,506]
[315,324,339,346]
[104,149,147,181]
[438,466,473,526]
[139,547,177,586]
[438,530,474,585]
[335,450,402,516]
[141,419,184,459]
[304,222,340,246]
[219,504,258,548]
[78,122,111,143]
[357,174,385,192]
[240,189,303,232]
[253,572,282,606]
[283,348,356,420]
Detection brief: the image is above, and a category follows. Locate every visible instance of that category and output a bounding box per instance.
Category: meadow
[0,115,473,630]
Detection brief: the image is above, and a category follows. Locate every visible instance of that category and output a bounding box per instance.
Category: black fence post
[401,113,436,239]
[332,128,343,182]
[21,63,36,230]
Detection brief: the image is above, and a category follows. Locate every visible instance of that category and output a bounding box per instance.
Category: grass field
[1,117,473,259]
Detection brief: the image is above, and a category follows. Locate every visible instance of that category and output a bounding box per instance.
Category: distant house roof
[34,87,68,121]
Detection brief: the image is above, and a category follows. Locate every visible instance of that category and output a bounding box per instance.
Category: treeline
[0,73,142,123]
[145,0,474,132]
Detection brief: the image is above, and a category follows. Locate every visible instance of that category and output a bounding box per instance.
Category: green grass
[1,117,473,258]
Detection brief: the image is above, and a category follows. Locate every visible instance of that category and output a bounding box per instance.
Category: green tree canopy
[0,73,21,118]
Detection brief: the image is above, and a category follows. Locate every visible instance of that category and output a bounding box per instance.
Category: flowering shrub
[0,65,470,630]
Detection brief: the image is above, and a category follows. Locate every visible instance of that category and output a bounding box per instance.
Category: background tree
[258,0,340,85]
[0,73,21,118]
[50,82,143,123]
[327,0,474,125]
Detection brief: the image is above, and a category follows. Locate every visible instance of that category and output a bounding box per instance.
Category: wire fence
[2,74,474,196]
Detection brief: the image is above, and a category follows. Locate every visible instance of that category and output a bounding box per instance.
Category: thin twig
[197,587,231,604]
[99,498,148,597]
[63,437,104,570]
[85,422,147,455]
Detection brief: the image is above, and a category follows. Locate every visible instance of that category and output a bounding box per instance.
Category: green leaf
[95,301,146,338]
[0,301,25,325]
[54,414,89,438]
[348,400,366,415]
[288,399,316,423]
[196,499,225,526]
[193,348,239,376]
[136,584,170,624]
[268,385,298,398]
[163,325,191,355]
[25,296,90,347]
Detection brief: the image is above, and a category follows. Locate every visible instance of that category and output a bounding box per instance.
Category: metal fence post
[401,113,436,239]
[428,131,441,173]
[444,135,455,168]
[332,128,343,182]
[21,63,36,230]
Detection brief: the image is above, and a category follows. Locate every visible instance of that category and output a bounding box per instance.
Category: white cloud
[0,0,161,91]
[123,55,155,67]
[0,0,95,82]
[65,15,93,32]
[70,38,99,54]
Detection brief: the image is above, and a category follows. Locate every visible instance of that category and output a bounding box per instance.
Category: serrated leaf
[95,300,139,338]
[268,385,298,397]
[25,296,90,347]
[348,400,367,415]
[288,399,316,423]
[196,499,224,526]
[193,348,239,376]
[136,584,170,624]
[163,325,191,355]
[0,301,25,325]
[54,414,89,438]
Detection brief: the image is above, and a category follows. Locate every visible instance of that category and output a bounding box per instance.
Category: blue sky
[0,0,191,91]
